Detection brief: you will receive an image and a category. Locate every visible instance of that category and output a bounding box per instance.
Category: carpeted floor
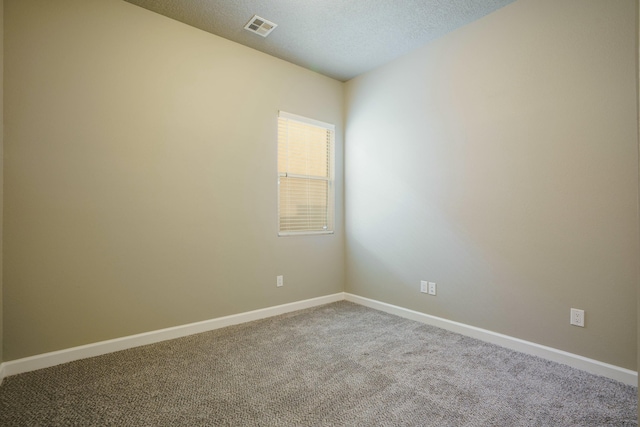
[0,301,636,426]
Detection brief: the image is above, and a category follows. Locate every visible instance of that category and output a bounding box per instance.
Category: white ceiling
[124,0,516,82]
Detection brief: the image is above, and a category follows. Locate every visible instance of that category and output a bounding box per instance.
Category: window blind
[278,111,335,236]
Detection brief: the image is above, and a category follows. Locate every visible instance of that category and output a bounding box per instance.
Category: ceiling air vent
[244,15,277,37]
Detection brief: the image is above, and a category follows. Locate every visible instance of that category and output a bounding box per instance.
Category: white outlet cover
[428,282,437,296]
[570,308,584,327]
[420,280,428,293]
[277,275,283,287]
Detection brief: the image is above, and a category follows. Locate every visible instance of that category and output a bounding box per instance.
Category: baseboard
[1,293,345,380]
[3,291,636,388]
[344,293,638,387]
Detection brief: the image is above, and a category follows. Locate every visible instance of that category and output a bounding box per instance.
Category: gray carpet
[0,301,636,426]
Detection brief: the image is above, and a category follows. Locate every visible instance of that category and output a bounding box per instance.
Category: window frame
[277,111,335,237]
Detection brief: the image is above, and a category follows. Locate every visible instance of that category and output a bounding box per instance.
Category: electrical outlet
[570,308,584,327]
[428,282,436,296]
[277,275,283,287]
[420,280,428,293]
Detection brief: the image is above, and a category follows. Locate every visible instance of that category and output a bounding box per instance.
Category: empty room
[0,0,638,425]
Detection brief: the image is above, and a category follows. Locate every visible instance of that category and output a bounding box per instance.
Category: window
[277,111,335,236]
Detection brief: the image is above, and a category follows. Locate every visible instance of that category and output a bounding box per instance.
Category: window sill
[278,231,335,237]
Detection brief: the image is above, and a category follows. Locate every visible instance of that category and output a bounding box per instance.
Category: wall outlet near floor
[421,280,436,295]
[570,308,584,327]
[420,280,428,293]
[428,282,436,296]
[277,275,284,287]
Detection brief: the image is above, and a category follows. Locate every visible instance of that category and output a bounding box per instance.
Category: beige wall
[345,0,639,369]
[0,0,4,365]
[3,0,637,374]
[3,0,344,361]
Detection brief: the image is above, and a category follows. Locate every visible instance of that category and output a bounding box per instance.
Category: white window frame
[277,111,335,236]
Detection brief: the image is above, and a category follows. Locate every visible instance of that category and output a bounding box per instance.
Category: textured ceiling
[124,0,516,81]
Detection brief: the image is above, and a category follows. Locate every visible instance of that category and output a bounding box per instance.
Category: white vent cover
[244,15,277,37]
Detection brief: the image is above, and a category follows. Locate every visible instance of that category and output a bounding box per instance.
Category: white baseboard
[0,293,345,380]
[345,293,637,387]
[1,291,636,388]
